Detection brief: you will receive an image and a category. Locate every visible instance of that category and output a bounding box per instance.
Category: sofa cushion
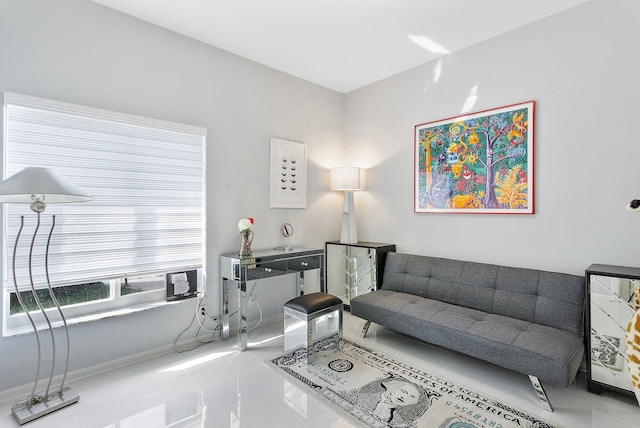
[457,262,498,312]
[536,271,585,335]
[380,253,585,334]
[350,290,584,386]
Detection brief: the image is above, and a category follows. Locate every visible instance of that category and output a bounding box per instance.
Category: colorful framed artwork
[269,137,307,208]
[414,101,534,214]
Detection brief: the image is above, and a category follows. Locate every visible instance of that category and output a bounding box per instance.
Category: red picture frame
[414,101,534,214]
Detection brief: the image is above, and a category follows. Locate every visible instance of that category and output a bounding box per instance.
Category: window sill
[5,299,188,337]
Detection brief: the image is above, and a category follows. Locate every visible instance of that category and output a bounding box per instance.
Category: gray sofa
[350,252,585,411]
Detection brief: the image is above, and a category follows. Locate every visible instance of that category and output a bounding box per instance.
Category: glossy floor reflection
[1,312,639,427]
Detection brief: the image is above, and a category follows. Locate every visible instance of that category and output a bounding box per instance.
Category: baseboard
[0,313,284,406]
[0,336,191,406]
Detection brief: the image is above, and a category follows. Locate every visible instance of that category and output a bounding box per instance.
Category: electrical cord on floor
[246,280,263,331]
[173,311,201,353]
[222,304,262,332]
[174,279,263,349]
[248,300,263,331]
[174,323,217,353]
[173,296,221,353]
[196,306,222,338]
[194,296,220,333]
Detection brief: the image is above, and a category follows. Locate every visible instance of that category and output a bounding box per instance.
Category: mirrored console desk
[586,264,639,396]
[220,247,324,351]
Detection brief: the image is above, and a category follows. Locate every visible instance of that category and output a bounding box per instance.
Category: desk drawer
[287,257,320,271]
[246,265,287,279]
[230,255,320,279]
[233,260,287,280]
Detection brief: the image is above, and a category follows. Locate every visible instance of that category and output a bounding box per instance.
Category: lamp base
[12,387,79,425]
[339,191,358,244]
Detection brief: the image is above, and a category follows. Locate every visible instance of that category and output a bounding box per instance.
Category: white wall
[344,0,640,276]
[0,0,344,391]
[2,0,639,393]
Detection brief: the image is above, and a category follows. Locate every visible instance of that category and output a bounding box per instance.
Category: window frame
[1,92,207,335]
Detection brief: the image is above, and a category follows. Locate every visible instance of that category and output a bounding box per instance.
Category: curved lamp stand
[0,168,91,424]
[11,211,79,424]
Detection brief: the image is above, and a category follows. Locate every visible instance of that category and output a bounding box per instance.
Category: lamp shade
[330,167,365,191]
[0,167,93,204]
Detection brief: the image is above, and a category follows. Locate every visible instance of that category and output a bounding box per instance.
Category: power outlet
[199,303,207,316]
[248,294,257,307]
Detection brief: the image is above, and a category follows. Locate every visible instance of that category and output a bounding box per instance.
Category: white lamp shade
[0,167,93,204]
[330,167,365,191]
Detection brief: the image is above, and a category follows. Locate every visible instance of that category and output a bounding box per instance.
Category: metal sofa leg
[528,375,553,412]
[361,320,371,338]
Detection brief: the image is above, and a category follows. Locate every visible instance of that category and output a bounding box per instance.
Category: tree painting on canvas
[414,101,534,214]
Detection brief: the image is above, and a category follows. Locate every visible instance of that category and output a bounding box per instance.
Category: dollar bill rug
[267,338,555,428]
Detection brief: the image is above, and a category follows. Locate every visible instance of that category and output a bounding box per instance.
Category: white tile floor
[1,312,639,428]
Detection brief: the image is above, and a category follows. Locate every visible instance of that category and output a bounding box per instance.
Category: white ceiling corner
[90,0,589,93]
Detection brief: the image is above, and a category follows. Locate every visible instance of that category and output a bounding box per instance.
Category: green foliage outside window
[8,279,157,315]
[9,283,110,315]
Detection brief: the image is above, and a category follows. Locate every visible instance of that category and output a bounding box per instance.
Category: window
[2,92,206,335]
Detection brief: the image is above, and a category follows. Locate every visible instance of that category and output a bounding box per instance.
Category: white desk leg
[221,278,230,340]
[238,278,248,351]
[297,271,304,296]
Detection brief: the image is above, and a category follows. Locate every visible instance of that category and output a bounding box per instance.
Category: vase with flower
[238,217,254,258]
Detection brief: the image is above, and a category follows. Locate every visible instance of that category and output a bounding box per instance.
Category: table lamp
[330,167,365,244]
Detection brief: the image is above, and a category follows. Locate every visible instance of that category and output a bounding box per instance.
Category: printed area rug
[267,338,554,428]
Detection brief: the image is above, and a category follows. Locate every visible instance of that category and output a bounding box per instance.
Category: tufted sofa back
[381,252,585,335]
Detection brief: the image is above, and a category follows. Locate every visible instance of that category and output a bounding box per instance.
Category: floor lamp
[330,167,365,244]
[0,167,92,425]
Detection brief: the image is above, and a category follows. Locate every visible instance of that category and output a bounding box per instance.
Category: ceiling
[91,0,588,93]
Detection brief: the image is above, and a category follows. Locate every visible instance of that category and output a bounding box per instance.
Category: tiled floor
[1,312,639,427]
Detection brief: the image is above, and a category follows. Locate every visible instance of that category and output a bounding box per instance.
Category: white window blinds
[3,92,206,291]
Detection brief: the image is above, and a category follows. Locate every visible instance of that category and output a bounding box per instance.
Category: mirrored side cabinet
[325,241,395,308]
[586,264,639,396]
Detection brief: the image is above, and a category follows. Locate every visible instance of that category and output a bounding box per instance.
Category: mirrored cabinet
[325,241,395,308]
[586,264,639,396]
